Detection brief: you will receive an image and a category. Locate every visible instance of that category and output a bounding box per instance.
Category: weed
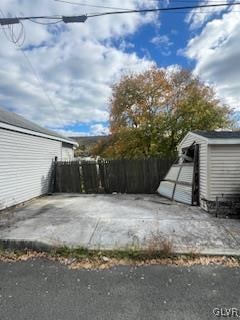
[145,231,173,257]
[54,246,91,259]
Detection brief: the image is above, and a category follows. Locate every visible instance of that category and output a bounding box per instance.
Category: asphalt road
[0,259,240,320]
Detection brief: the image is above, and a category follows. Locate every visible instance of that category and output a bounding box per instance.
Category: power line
[54,0,133,11]
[0,1,239,25]
[0,8,25,45]
[20,50,63,121]
[28,18,63,25]
[0,9,64,125]
[101,0,229,1]
[87,2,240,17]
[18,49,65,125]
[157,9,240,13]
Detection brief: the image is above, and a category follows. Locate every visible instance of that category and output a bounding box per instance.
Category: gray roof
[0,106,75,144]
[194,130,240,139]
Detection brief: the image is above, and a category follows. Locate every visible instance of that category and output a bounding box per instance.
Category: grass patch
[51,230,174,261]
[53,246,173,261]
[1,246,240,270]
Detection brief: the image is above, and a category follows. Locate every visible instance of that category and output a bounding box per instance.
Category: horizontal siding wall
[0,128,62,210]
[178,133,208,204]
[209,145,240,200]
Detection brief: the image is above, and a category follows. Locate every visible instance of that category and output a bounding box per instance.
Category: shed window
[181,143,196,163]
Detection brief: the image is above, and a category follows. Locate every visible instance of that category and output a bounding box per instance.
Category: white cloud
[119,40,135,52]
[90,123,109,136]
[186,0,228,30]
[0,0,156,134]
[185,9,240,109]
[150,34,173,56]
[56,129,90,137]
[151,34,172,46]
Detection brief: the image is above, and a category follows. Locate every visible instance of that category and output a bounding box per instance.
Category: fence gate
[55,161,82,193]
[81,161,99,193]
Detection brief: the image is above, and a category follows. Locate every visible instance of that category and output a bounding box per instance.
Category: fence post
[48,156,58,193]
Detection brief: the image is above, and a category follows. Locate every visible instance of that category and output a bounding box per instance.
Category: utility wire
[154,9,240,13]
[99,0,230,1]
[87,2,240,17]
[0,9,64,125]
[146,0,234,2]
[20,50,63,122]
[0,9,25,45]
[28,18,63,25]
[19,49,65,125]
[0,1,239,23]
[54,0,133,11]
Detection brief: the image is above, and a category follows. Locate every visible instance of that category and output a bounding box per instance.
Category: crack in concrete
[87,218,101,247]
[218,220,240,246]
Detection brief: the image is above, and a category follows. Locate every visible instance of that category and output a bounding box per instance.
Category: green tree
[94,67,232,159]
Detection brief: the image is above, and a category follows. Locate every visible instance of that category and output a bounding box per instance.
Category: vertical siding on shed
[209,144,240,200]
[178,133,208,206]
[0,128,62,210]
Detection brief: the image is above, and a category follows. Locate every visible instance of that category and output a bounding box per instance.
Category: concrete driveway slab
[0,194,240,255]
[88,217,239,254]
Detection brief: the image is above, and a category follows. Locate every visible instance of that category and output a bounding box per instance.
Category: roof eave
[207,138,240,145]
[180,131,240,146]
[177,131,209,150]
[189,131,209,142]
[0,121,78,146]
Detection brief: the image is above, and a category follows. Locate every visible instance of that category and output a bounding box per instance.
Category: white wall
[61,142,74,161]
[209,144,240,200]
[0,128,62,210]
[178,132,208,209]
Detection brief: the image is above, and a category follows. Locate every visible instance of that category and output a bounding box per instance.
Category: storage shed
[158,131,240,212]
[0,107,78,210]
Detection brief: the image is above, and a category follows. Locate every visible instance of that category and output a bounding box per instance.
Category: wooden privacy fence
[54,158,173,194]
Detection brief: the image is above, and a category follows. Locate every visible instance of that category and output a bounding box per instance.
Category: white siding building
[0,107,78,210]
[158,131,240,212]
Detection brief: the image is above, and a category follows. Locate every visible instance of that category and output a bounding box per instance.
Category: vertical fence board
[55,161,82,193]
[71,162,82,193]
[81,161,99,193]
[98,160,109,193]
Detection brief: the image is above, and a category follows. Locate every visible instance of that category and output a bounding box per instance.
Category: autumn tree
[93,67,232,159]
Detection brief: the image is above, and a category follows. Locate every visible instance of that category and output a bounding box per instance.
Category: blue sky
[125,11,191,68]
[0,0,240,136]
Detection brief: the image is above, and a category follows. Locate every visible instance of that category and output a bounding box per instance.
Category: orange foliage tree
[93,67,232,159]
